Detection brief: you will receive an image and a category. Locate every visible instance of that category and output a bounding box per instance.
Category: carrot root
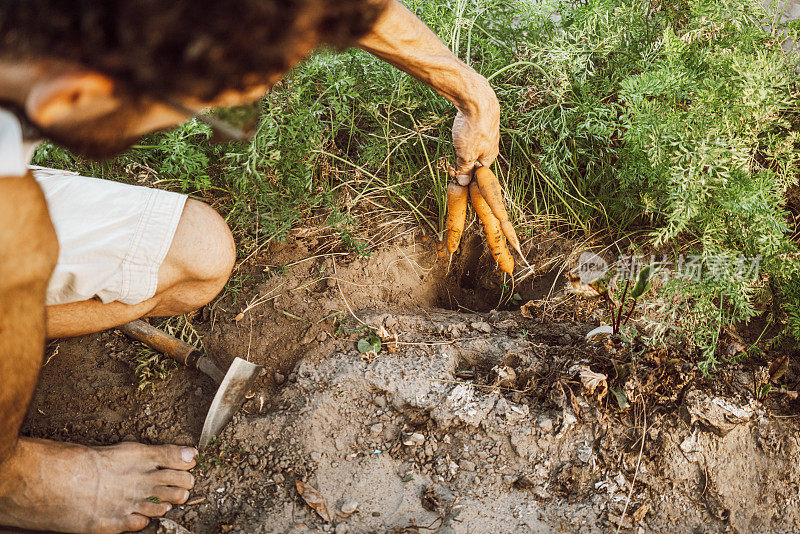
[475,166,524,259]
[469,182,514,275]
[445,183,469,254]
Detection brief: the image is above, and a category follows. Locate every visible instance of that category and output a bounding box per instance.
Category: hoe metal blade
[199,357,262,448]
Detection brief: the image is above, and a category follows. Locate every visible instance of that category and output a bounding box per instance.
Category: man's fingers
[455,158,476,186]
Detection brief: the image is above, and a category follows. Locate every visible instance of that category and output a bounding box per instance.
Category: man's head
[0,0,385,158]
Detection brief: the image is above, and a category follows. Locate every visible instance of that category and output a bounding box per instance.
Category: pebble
[460,460,476,472]
[317,331,328,342]
[248,454,259,467]
[194,387,203,397]
[340,499,359,515]
[471,321,492,333]
[369,423,384,436]
[327,278,337,288]
[274,372,285,385]
[335,524,349,534]
[273,473,285,484]
[374,395,387,409]
[537,415,554,433]
[310,451,322,462]
[403,432,425,447]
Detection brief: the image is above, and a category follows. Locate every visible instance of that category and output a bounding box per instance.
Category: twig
[616,402,646,534]
[616,280,630,333]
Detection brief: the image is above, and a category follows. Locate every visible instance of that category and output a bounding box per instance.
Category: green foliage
[132,346,177,393]
[32,0,800,370]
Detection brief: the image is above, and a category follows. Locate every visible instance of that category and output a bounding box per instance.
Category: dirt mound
[21,234,800,533]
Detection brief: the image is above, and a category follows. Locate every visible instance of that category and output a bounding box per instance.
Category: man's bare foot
[0,437,196,533]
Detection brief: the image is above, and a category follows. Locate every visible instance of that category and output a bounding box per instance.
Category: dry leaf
[295,480,331,522]
[376,325,399,352]
[579,366,608,401]
[632,503,649,523]
[566,269,607,299]
[493,365,517,388]
[769,354,789,383]
[520,300,536,318]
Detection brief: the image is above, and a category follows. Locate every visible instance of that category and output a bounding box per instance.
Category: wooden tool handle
[118,319,201,367]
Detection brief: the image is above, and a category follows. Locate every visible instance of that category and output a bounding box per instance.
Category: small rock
[317,331,328,342]
[340,499,359,515]
[300,331,315,344]
[274,372,285,385]
[577,444,593,463]
[158,518,192,534]
[460,460,476,472]
[537,415,554,433]
[369,423,384,436]
[248,454,259,467]
[384,315,398,329]
[403,432,425,447]
[310,451,323,462]
[194,387,203,397]
[471,321,492,333]
[327,278,337,288]
[273,473,285,484]
[374,395,387,409]
[335,524,349,534]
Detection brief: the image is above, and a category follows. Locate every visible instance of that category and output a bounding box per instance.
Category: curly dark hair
[0,0,385,100]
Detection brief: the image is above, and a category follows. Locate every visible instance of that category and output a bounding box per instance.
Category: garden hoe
[118,319,263,448]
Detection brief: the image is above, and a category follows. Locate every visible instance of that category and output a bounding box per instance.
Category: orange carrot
[469,182,514,275]
[445,183,469,254]
[474,166,523,258]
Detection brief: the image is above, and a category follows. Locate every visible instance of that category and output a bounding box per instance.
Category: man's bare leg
[45,199,236,338]
[0,177,202,533]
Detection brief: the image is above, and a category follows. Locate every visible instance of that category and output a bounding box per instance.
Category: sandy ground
[19,225,800,533]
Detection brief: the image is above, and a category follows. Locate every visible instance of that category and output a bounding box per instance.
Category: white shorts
[33,167,187,306]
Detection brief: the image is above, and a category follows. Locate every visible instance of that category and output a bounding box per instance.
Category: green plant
[32,0,800,372]
[132,345,178,393]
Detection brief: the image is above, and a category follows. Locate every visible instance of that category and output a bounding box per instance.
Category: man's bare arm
[0,174,58,464]
[358,0,500,184]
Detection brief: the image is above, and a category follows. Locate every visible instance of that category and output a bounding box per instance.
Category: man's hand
[358,0,500,184]
[452,80,500,185]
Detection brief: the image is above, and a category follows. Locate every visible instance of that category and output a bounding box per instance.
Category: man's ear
[25,71,120,128]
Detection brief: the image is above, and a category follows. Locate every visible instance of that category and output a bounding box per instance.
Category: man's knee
[0,175,59,290]
[162,199,235,298]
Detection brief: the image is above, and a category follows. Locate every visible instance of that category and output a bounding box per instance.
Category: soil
[18,224,800,534]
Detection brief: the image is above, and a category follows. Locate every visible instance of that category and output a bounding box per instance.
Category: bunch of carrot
[445,165,523,275]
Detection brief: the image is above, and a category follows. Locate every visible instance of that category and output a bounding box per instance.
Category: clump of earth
[24,226,800,533]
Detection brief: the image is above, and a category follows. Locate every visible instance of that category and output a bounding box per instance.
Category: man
[0,0,500,532]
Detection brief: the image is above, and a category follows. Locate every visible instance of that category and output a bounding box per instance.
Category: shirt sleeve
[0,108,28,177]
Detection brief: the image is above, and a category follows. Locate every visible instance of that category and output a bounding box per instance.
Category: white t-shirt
[0,108,33,176]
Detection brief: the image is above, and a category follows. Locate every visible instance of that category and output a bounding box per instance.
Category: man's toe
[153,485,190,505]
[136,500,172,518]
[152,468,194,489]
[152,445,197,470]
[123,514,150,532]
